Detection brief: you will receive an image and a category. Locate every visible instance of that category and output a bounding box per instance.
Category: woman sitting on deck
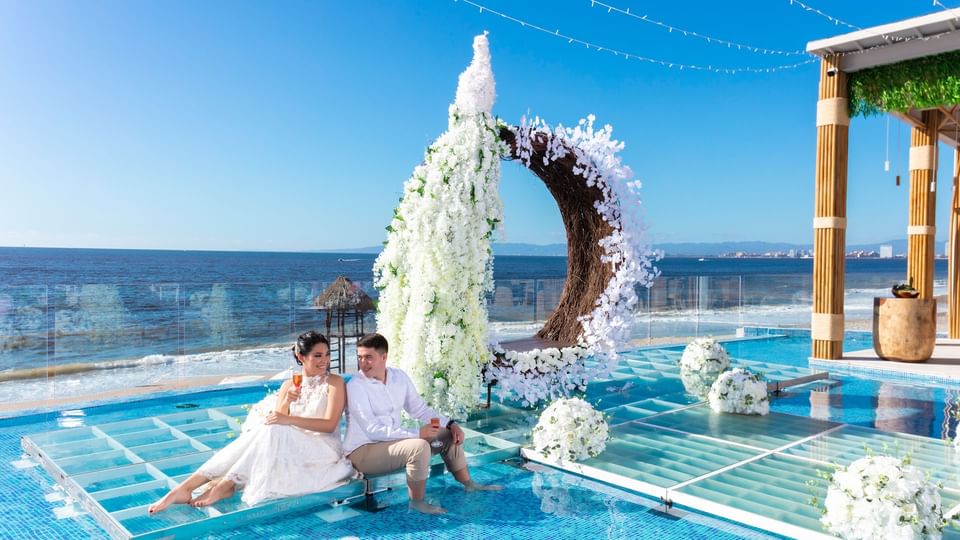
[148,331,357,513]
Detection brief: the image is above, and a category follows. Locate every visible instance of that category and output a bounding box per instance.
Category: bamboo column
[812,56,849,360]
[949,148,960,338]
[907,110,941,299]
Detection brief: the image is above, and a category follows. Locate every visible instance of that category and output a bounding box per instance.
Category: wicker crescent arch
[499,126,614,345]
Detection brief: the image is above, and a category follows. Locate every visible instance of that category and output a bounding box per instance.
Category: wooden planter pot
[872,297,936,362]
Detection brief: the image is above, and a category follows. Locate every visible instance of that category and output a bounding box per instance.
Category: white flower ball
[680,337,730,374]
[532,397,608,463]
[707,367,768,415]
[821,455,945,540]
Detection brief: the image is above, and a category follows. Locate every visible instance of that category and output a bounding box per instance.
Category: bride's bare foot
[148,486,193,515]
[409,499,447,514]
[190,480,235,508]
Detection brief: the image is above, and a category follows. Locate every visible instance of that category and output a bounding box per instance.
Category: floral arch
[374,33,658,418]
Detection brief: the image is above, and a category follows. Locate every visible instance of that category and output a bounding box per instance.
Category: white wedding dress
[196,375,357,506]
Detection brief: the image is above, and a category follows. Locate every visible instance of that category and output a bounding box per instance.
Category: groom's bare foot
[463,480,503,492]
[409,499,447,514]
[148,486,192,515]
[190,480,234,508]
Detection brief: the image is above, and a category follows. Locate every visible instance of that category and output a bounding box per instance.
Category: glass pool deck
[10,334,960,539]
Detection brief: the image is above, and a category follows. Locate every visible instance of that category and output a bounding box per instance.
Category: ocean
[0,247,947,404]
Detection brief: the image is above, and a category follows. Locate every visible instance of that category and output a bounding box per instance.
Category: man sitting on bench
[343,333,501,514]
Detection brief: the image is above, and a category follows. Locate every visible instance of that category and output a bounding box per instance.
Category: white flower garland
[488,115,659,405]
[680,337,730,373]
[373,34,504,420]
[707,367,769,415]
[485,345,591,406]
[821,455,946,540]
[532,397,608,463]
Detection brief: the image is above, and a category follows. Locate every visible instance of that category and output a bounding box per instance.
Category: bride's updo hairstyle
[292,331,331,366]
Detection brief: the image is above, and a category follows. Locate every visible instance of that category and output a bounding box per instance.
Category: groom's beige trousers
[347,428,467,482]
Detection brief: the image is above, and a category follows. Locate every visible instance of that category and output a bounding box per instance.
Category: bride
[149,331,357,513]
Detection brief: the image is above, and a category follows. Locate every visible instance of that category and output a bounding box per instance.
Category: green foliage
[848,50,960,117]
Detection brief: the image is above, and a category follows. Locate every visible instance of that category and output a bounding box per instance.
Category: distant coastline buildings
[717,249,898,259]
[714,241,952,259]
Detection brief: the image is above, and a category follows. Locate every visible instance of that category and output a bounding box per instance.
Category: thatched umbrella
[313,276,375,373]
[313,276,376,313]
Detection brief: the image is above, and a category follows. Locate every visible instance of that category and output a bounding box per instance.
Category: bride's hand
[283,387,301,404]
[264,411,291,425]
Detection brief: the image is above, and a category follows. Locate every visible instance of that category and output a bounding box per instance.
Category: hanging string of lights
[786,0,861,30]
[454,0,818,74]
[587,0,807,56]
[789,0,958,52]
[932,0,958,12]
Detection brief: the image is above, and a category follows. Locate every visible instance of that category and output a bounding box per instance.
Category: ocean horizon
[0,245,947,403]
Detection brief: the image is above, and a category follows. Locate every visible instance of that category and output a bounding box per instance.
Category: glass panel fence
[5,272,907,407]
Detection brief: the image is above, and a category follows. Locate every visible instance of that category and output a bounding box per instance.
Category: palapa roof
[313,276,376,312]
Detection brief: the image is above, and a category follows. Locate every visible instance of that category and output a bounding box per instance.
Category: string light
[789,0,959,55]
[786,0,861,30]
[590,0,807,56]
[454,0,818,74]
[932,0,956,11]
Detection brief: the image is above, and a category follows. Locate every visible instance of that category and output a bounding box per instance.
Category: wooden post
[907,110,941,299]
[812,56,849,360]
[949,148,960,338]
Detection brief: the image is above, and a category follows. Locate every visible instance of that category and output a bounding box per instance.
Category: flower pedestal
[872,297,936,362]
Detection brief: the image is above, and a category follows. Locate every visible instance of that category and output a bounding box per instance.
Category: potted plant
[892,278,919,298]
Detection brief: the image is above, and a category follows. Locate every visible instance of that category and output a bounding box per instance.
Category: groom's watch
[446,420,457,429]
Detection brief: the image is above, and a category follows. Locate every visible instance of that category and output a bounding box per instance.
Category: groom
[343,333,500,514]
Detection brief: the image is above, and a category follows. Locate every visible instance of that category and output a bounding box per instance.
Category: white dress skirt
[196,375,357,506]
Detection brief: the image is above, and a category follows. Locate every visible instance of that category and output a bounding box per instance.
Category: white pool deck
[816,338,960,382]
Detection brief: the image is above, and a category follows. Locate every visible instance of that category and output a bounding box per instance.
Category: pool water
[661,333,960,441]
[770,376,960,441]
[6,331,958,539]
[660,332,873,369]
[201,462,779,540]
[4,385,781,540]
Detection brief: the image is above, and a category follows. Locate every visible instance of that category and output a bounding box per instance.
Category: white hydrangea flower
[532,397,608,463]
[707,367,769,415]
[821,455,945,540]
[680,337,730,374]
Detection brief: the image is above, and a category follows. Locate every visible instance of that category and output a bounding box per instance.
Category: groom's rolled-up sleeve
[349,381,419,442]
[400,371,449,427]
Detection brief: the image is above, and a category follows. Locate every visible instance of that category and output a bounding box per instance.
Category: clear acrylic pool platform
[18,339,960,539]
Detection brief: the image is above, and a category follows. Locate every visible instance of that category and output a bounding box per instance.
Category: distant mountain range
[325,239,944,257]
[326,243,569,256]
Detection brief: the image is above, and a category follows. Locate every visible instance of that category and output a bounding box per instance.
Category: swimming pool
[8,331,959,539]
[655,333,959,441]
[5,384,782,540]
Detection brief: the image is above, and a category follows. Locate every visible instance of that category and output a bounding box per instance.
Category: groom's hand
[450,423,465,445]
[419,424,440,440]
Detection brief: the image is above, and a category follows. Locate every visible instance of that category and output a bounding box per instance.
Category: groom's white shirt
[343,367,450,454]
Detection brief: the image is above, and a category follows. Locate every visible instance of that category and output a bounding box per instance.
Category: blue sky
[0,0,956,251]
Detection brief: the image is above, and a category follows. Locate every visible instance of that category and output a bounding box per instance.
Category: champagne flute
[292,371,303,400]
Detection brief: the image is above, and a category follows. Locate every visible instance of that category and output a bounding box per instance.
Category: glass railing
[0,273,944,406]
